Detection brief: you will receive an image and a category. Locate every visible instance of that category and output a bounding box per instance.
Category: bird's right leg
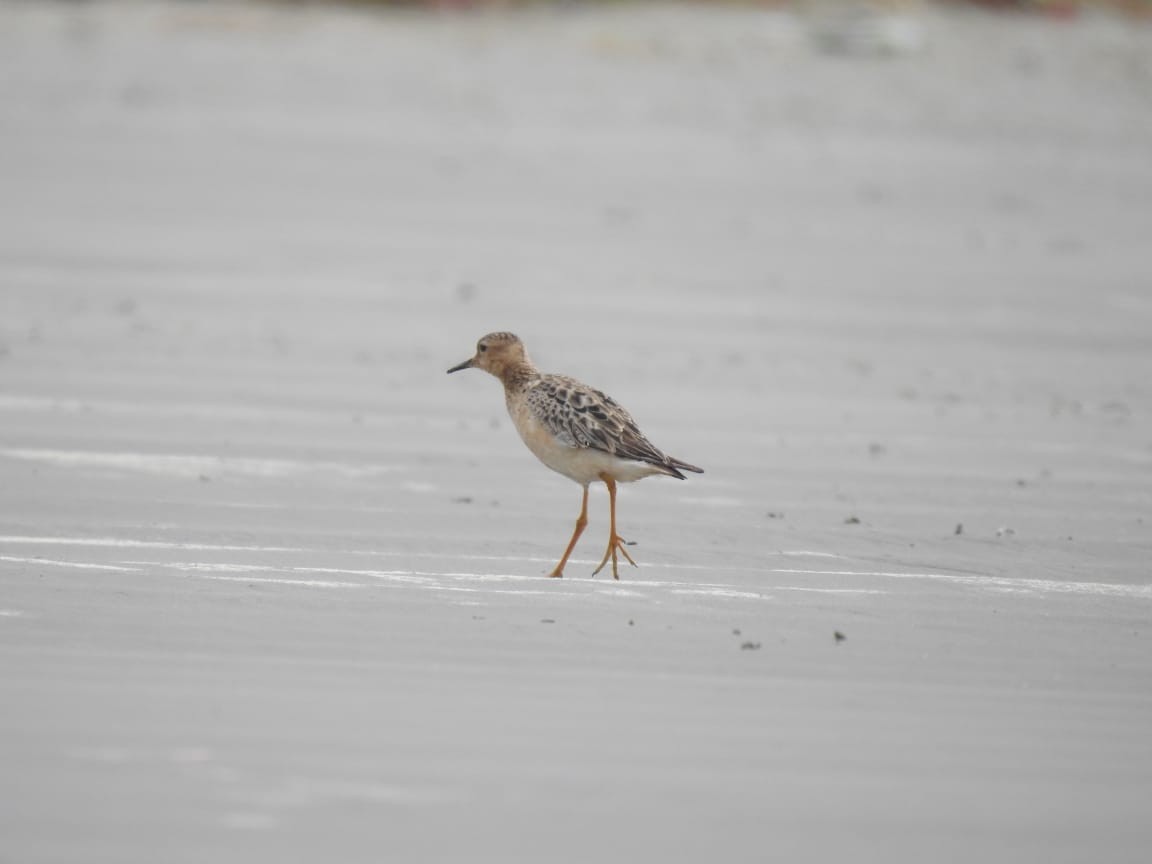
[548,484,589,578]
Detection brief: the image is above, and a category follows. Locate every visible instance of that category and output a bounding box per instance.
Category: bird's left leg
[548,484,589,578]
[592,473,637,579]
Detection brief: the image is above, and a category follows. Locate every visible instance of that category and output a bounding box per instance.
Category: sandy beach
[1,1,1150,861]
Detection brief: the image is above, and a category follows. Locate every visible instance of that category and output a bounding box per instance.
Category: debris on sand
[834,631,846,643]
[740,641,761,651]
[955,523,963,535]
[844,516,861,525]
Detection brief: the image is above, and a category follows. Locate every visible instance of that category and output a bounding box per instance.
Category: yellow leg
[548,484,589,578]
[592,473,637,580]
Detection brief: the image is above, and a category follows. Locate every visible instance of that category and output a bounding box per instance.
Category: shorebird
[447,332,702,579]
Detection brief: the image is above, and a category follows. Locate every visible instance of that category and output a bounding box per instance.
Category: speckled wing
[526,375,674,468]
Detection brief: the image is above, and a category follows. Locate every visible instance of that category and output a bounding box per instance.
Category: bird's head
[447,331,530,380]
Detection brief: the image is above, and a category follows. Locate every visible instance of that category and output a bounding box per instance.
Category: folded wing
[527,375,702,478]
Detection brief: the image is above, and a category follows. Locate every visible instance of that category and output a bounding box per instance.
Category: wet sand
[1,2,1150,861]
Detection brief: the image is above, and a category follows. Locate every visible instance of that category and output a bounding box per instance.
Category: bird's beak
[446,358,474,374]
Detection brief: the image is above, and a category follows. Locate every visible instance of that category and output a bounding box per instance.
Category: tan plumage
[447,331,702,579]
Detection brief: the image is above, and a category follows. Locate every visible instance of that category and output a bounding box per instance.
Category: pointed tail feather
[664,457,703,479]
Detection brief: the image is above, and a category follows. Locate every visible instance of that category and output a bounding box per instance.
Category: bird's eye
[478,344,488,352]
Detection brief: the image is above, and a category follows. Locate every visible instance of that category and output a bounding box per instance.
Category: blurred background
[2,0,1149,550]
[3,2,1151,862]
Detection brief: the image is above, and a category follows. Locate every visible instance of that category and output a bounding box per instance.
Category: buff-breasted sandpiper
[447,332,703,579]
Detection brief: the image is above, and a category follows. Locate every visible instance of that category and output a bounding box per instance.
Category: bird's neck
[498,362,540,395]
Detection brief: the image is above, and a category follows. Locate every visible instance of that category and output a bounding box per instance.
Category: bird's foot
[592,534,637,580]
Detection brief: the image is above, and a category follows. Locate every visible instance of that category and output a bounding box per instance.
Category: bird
[447,331,702,579]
